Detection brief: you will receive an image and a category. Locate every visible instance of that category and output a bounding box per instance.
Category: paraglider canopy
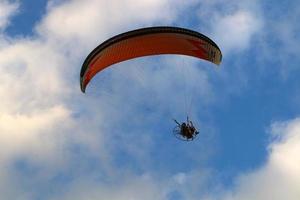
[80,26,222,92]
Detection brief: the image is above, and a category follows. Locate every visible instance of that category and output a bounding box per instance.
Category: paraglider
[174,117,199,141]
[80,26,222,141]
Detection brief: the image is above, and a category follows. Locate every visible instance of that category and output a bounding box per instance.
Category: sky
[0,0,300,199]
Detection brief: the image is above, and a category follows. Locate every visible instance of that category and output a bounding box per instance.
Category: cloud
[1,0,199,165]
[37,0,195,51]
[0,105,70,161]
[130,118,300,200]
[256,1,300,77]
[48,173,167,200]
[193,0,263,54]
[41,116,300,200]
[0,39,76,180]
[0,0,19,31]
[0,0,204,199]
[8,115,300,200]
[212,10,262,53]
[210,118,300,200]
[189,0,265,99]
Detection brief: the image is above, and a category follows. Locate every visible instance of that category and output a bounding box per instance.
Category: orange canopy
[80,26,222,92]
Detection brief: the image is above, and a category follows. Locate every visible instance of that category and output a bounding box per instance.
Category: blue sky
[0,0,300,199]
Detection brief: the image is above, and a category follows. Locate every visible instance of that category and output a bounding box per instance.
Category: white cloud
[190,0,265,99]
[257,2,300,77]
[209,118,300,200]
[0,0,19,31]
[13,114,300,200]
[212,10,262,53]
[0,105,71,162]
[138,118,300,200]
[194,0,263,54]
[0,38,75,169]
[37,0,195,51]
[49,173,167,200]
[0,0,202,199]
